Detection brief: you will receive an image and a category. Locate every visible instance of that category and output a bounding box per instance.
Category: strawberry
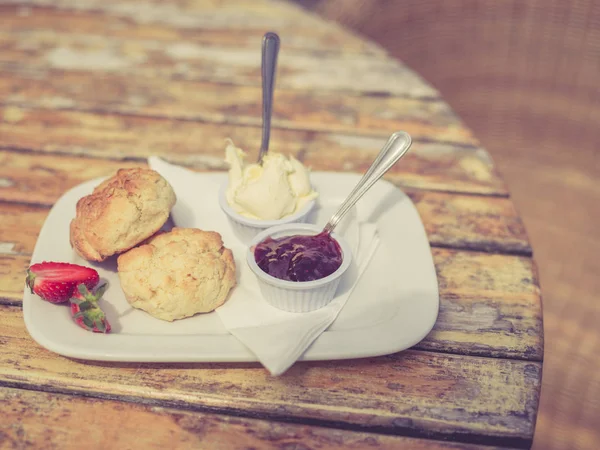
[26,262,100,304]
[70,283,111,333]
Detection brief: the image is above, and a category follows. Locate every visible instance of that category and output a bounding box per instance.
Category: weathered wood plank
[0,0,541,446]
[0,255,28,304]
[304,134,504,195]
[0,151,144,206]
[419,249,542,360]
[409,191,530,255]
[0,386,499,450]
[0,109,505,195]
[0,203,46,255]
[0,306,540,447]
[0,184,528,257]
[0,27,436,96]
[0,3,382,55]
[0,107,309,166]
[0,248,543,361]
[0,68,475,144]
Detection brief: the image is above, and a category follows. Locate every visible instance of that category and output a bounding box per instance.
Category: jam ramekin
[218,183,316,244]
[246,223,353,313]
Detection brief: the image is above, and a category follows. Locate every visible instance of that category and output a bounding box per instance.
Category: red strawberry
[26,262,99,304]
[70,283,111,333]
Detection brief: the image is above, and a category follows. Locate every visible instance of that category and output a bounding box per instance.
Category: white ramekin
[246,223,353,313]
[218,183,316,244]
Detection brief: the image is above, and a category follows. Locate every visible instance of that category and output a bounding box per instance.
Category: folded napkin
[148,157,379,375]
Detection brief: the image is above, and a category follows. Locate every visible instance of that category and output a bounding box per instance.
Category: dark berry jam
[254,232,343,282]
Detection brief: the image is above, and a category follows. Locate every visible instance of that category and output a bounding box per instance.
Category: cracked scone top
[70,168,176,262]
[117,228,236,321]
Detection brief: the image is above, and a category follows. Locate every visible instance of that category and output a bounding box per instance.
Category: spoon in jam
[257,32,280,165]
[252,131,412,283]
[322,131,412,234]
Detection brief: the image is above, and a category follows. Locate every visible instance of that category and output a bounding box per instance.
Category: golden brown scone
[70,168,176,261]
[117,228,236,321]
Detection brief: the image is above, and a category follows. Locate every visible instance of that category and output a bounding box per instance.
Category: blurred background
[294,0,600,448]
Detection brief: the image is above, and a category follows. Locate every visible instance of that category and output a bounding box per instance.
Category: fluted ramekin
[218,183,316,244]
[246,223,352,313]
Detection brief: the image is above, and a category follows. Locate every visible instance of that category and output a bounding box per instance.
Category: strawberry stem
[25,269,36,294]
[70,283,111,333]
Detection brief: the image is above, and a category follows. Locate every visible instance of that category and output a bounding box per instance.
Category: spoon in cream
[322,131,412,234]
[257,32,280,164]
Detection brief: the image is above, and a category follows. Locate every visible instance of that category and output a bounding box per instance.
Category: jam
[254,232,343,282]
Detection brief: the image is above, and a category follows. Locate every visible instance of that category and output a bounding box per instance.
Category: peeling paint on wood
[46,47,137,72]
[0,1,384,54]
[2,105,26,123]
[0,243,18,254]
[409,191,531,255]
[304,136,504,194]
[0,27,436,96]
[0,177,15,188]
[0,112,504,196]
[0,67,470,142]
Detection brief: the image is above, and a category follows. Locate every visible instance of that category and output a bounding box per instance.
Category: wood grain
[0,386,499,450]
[0,190,528,257]
[0,0,542,446]
[0,68,475,143]
[409,191,530,255]
[0,26,435,97]
[0,2,382,55]
[0,249,542,361]
[422,249,542,360]
[0,203,47,255]
[0,150,145,205]
[303,134,504,195]
[0,107,502,195]
[0,306,540,447]
[0,255,28,304]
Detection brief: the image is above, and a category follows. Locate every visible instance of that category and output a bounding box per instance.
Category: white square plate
[23,172,439,362]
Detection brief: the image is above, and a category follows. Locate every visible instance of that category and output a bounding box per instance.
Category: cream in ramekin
[220,139,317,243]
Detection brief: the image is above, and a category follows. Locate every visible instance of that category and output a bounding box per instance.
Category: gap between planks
[0,386,503,450]
[0,71,470,145]
[0,104,504,196]
[0,382,531,449]
[0,144,509,199]
[0,359,536,450]
[0,218,531,258]
[0,298,542,365]
[0,99,461,141]
[0,247,544,363]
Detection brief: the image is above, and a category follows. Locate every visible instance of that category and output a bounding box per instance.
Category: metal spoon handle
[258,32,280,163]
[323,131,412,234]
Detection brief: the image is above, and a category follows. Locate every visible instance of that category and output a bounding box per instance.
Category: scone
[117,228,236,321]
[70,168,176,261]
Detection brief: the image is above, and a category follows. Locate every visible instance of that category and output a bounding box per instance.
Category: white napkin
[148,157,379,375]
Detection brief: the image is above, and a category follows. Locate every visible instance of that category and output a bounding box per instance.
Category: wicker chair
[296,1,600,449]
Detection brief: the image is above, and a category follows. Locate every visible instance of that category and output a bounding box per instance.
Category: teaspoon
[257,32,280,164]
[323,131,412,234]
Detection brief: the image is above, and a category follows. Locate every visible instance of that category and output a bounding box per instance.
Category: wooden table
[0,0,543,448]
